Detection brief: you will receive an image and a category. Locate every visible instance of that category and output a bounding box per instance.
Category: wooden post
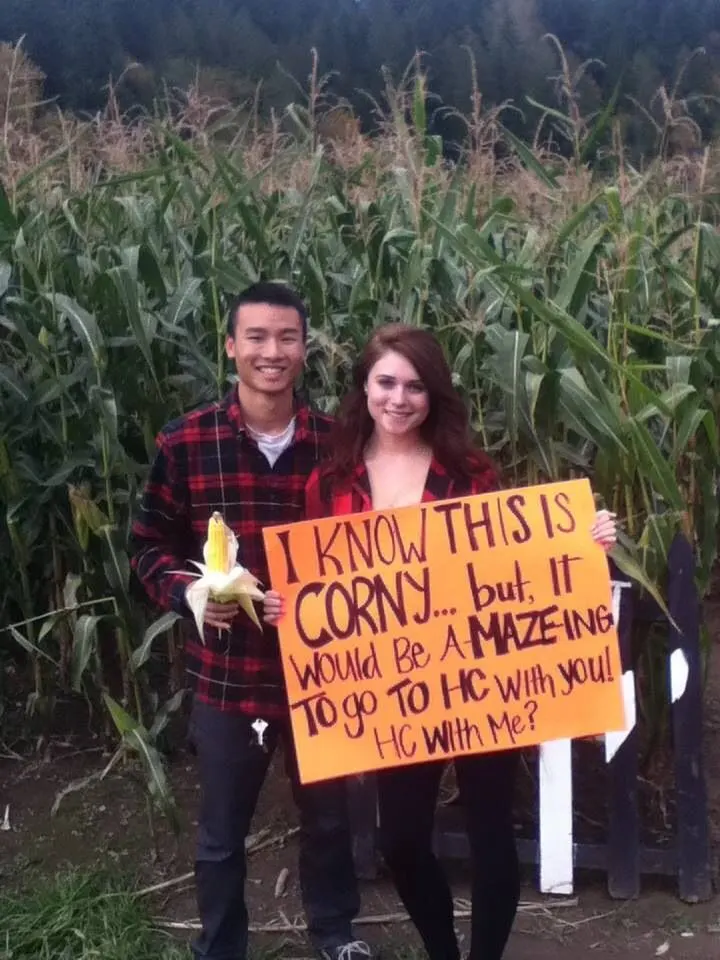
[606,571,640,899]
[667,534,712,903]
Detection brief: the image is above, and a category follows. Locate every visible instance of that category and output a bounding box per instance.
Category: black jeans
[377,750,520,960]
[189,699,360,960]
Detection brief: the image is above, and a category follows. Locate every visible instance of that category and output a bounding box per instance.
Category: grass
[0,870,189,960]
[0,866,422,960]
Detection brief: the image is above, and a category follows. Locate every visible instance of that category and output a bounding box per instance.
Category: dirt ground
[2,615,720,959]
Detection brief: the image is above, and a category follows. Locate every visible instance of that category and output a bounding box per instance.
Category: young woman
[265,324,616,960]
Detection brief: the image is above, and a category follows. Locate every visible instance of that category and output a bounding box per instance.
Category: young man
[131,283,370,960]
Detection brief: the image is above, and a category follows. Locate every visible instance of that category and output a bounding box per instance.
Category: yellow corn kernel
[206,512,229,574]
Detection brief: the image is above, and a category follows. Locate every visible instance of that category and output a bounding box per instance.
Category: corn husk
[171,512,265,637]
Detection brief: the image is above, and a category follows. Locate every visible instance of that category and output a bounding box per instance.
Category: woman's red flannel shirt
[304,455,500,520]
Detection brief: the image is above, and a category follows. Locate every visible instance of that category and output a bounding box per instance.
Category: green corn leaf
[71,615,103,692]
[558,368,628,451]
[579,82,622,163]
[8,625,61,667]
[132,611,183,671]
[610,542,672,622]
[627,418,684,509]
[0,180,16,229]
[108,265,159,387]
[413,72,427,138]
[103,694,180,834]
[555,226,607,315]
[50,294,104,367]
[500,124,559,189]
[0,260,11,295]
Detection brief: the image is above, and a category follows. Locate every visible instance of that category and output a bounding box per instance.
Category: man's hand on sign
[591,509,617,552]
[263,590,285,626]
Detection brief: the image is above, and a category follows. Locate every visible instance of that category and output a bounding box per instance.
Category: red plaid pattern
[305,456,500,519]
[131,389,333,717]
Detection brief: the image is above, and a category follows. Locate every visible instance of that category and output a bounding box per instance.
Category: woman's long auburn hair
[322,323,497,486]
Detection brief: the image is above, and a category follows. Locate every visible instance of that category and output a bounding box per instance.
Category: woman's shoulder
[305,462,359,518]
[465,449,502,494]
[430,449,499,498]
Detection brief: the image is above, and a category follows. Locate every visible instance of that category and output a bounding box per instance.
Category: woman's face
[365,349,430,439]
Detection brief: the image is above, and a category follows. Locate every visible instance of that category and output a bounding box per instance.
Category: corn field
[2,64,720,816]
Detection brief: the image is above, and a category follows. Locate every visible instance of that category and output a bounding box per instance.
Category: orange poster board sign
[263,479,625,784]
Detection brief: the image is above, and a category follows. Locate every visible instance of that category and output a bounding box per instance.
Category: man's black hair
[227,281,308,338]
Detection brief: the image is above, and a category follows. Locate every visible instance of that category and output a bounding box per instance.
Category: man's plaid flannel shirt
[130,388,333,719]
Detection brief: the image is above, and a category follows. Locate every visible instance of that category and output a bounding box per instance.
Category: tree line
[1,0,719,154]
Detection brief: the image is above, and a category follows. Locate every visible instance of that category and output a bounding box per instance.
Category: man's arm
[130,436,193,616]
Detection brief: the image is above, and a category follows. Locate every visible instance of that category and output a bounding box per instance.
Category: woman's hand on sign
[591,509,617,552]
[263,590,285,626]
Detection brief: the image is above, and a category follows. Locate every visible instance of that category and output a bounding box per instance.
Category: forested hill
[1,0,720,151]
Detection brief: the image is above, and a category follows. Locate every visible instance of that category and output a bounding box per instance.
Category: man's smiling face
[226,301,306,397]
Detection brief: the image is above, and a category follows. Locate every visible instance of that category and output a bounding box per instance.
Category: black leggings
[377,750,520,960]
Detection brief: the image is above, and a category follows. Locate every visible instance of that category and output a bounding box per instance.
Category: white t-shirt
[246,418,296,467]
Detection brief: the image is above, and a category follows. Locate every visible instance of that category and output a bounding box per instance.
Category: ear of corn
[178,509,264,632]
[206,512,230,575]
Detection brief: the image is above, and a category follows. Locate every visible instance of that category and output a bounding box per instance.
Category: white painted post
[537,579,631,896]
[538,737,574,895]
